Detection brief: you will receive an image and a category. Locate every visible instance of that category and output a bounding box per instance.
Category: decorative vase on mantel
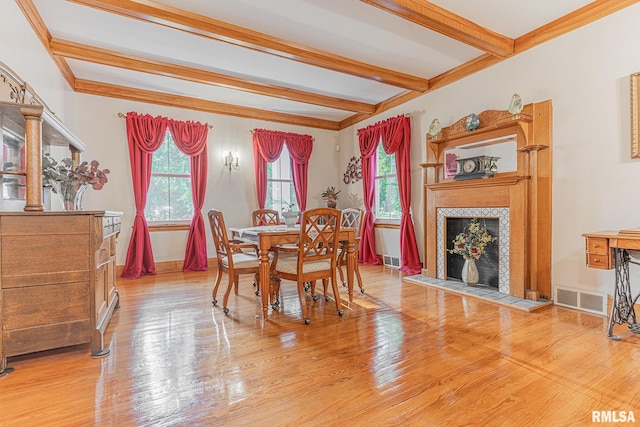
[461,258,479,287]
[327,199,337,208]
[51,181,89,211]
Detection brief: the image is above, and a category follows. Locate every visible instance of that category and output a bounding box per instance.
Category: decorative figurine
[465,113,480,131]
[428,118,441,137]
[508,93,523,115]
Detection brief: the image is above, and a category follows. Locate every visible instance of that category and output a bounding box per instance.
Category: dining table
[229,224,356,319]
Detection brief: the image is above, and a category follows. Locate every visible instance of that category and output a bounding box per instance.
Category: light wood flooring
[1,265,639,426]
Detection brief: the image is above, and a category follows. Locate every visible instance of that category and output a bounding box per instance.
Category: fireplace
[438,208,510,293]
[421,102,552,300]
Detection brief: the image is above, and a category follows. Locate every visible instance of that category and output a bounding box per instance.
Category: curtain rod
[355,113,411,135]
[249,129,315,141]
[117,112,213,129]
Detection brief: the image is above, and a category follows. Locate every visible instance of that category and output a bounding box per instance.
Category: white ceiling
[22,0,624,129]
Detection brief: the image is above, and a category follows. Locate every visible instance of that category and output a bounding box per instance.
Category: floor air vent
[383,255,400,269]
[555,286,606,315]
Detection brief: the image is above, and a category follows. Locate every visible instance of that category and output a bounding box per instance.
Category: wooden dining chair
[271,208,343,325]
[337,208,365,294]
[207,209,261,315]
[252,209,280,226]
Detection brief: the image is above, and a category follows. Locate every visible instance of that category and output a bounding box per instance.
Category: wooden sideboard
[0,210,122,375]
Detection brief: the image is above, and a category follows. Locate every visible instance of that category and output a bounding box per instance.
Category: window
[266,145,296,215]
[145,130,192,221]
[375,143,401,220]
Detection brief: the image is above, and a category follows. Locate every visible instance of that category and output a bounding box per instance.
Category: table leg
[346,238,355,303]
[259,244,271,319]
[607,249,640,340]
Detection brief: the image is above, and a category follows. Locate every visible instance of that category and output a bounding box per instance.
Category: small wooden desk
[230,225,356,319]
[583,229,640,340]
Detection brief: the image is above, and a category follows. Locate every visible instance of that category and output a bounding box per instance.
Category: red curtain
[167,120,209,272]
[284,133,313,212]
[357,124,382,265]
[252,129,312,211]
[252,130,285,209]
[379,115,422,275]
[121,112,168,279]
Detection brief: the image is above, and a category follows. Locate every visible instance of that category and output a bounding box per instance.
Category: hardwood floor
[1,265,638,426]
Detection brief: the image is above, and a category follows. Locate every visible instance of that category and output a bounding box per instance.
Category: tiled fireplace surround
[438,208,510,294]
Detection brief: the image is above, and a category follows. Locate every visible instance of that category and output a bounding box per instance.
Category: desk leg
[259,245,271,319]
[607,249,640,340]
[346,239,355,303]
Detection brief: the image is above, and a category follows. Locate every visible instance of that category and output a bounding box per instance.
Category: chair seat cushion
[275,257,332,274]
[221,252,260,269]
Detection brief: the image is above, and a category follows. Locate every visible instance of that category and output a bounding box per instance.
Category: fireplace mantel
[426,176,528,191]
[421,101,552,300]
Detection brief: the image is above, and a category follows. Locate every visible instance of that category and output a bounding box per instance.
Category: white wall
[0,2,71,123]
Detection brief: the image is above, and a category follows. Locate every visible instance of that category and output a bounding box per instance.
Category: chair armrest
[229,241,259,254]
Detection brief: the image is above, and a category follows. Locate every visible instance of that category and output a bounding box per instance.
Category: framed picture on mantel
[631,72,640,158]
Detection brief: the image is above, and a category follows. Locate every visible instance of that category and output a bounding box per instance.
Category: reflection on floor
[404,274,552,312]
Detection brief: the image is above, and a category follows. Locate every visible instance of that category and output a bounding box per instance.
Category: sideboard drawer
[587,238,609,255]
[585,237,611,269]
[587,253,610,269]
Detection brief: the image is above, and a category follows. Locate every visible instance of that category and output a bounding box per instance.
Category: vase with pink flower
[42,154,110,211]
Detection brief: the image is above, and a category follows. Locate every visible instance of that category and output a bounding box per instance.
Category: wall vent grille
[383,255,400,269]
[555,286,606,316]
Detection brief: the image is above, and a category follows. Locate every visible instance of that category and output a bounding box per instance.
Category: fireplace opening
[446,217,499,287]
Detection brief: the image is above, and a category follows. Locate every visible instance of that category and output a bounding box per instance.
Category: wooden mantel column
[21,105,44,212]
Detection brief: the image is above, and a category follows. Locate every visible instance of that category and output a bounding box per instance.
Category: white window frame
[374,144,401,222]
[266,145,296,216]
[145,130,192,225]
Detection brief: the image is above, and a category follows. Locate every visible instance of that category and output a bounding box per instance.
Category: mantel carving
[427,109,532,144]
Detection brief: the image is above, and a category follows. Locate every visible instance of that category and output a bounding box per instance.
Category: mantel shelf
[426,175,529,191]
[420,162,442,169]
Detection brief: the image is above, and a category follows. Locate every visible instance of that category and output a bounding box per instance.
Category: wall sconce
[224,151,239,171]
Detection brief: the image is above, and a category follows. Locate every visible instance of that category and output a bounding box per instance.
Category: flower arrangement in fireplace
[448,218,497,260]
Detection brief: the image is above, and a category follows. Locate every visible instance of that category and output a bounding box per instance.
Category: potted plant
[42,153,110,211]
[321,186,341,208]
[281,203,299,227]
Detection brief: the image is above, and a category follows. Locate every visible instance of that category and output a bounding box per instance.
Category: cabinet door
[94,232,116,323]
[95,262,108,326]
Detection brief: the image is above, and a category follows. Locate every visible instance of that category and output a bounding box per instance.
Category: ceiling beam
[49,39,376,114]
[515,0,640,53]
[360,0,514,58]
[68,0,430,92]
[73,79,341,130]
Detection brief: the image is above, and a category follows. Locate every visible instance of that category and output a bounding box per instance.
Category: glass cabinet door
[0,112,26,204]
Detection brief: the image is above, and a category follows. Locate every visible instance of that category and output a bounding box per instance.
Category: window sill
[374,220,400,230]
[148,222,191,232]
